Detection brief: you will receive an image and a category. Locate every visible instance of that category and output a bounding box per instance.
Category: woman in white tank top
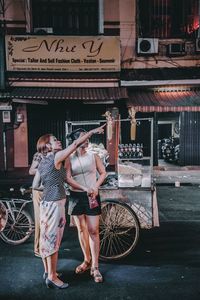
[65,128,106,283]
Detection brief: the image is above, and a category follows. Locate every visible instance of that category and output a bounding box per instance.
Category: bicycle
[0,186,34,245]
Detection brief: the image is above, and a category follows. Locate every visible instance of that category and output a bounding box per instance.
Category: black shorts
[68,190,101,216]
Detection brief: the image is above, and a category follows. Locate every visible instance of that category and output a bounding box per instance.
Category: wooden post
[0,20,5,90]
[106,107,119,171]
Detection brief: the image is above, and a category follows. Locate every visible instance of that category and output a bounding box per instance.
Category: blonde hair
[36,133,53,153]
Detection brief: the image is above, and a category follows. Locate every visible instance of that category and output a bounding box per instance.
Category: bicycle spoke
[112,234,127,254]
[110,235,120,256]
[99,202,139,260]
[100,232,111,253]
[0,208,33,244]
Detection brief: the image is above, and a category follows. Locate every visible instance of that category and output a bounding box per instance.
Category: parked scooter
[174,144,180,164]
[161,137,179,163]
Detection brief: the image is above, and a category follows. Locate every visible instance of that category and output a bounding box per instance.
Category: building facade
[1,0,200,176]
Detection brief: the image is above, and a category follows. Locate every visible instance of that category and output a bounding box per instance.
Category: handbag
[76,154,99,209]
[88,193,99,209]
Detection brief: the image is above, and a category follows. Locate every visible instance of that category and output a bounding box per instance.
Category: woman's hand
[88,188,98,198]
[86,188,94,195]
[92,188,99,197]
[90,124,106,136]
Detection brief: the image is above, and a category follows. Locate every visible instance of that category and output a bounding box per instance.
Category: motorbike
[161,137,180,163]
[174,144,180,164]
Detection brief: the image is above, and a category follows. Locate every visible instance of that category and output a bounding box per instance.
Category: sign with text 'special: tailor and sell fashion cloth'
[5,35,120,72]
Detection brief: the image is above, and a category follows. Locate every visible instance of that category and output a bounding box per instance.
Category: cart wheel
[0,209,34,245]
[99,200,140,261]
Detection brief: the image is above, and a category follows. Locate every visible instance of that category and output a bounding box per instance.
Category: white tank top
[70,152,96,192]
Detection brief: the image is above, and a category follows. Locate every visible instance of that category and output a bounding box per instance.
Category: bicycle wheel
[99,200,140,261]
[0,209,34,245]
[0,201,8,232]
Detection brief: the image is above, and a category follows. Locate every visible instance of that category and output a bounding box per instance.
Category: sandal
[75,260,91,274]
[90,267,103,283]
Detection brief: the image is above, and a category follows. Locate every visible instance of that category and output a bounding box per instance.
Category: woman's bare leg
[74,215,91,263]
[42,257,48,273]
[46,252,64,285]
[86,215,100,268]
[86,215,102,282]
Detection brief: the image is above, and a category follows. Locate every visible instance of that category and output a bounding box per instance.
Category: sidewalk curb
[155,182,200,187]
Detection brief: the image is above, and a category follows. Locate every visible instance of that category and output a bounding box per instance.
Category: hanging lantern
[128,107,136,140]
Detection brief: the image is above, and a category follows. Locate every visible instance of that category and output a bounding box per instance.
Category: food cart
[66,117,159,261]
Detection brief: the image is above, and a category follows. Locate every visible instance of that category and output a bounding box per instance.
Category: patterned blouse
[38,153,66,202]
[32,152,45,164]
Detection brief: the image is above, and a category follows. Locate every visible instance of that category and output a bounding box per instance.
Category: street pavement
[154,163,200,185]
[0,185,200,300]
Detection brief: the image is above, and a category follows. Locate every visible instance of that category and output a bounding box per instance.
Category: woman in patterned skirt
[32,124,105,289]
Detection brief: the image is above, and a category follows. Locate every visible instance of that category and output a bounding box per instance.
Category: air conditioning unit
[34,27,53,34]
[195,39,200,52]
[137,38,159,55]
[167,43,185,56]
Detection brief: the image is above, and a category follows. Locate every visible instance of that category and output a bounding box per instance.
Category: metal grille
[32,0,98,35]
[27,105,66,164]
[66,121,105,146]
[180,112,200,165]
[138,0,199,38]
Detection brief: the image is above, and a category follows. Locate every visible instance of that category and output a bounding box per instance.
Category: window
[138,0,199,38]
[32,0,98,35]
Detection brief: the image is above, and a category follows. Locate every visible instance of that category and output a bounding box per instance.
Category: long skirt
[39,198,66,258]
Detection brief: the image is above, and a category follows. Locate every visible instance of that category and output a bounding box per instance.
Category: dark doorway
[157,123,172,160]
[158,123,172,140]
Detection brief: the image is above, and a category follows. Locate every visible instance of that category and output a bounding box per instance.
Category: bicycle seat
[20,184,32,195]
[0,184,32,199]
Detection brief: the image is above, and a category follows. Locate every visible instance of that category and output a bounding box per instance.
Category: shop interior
[157,112,180,167]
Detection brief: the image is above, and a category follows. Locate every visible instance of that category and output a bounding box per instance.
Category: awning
[7,71,120,82]
[7,72,120,87]
[2,87,127,102]
[121,67,200,88]
[127,90,200,112]
[121,67,200,81]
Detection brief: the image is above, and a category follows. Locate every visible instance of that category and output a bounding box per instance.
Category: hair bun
[67,128,87,142]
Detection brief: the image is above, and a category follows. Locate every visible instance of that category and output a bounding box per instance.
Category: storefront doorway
[156,112,180,167]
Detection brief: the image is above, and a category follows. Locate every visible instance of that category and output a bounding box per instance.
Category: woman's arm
[32,170,43,191]
[55,124,105,169]
[93,154,107,194]
[29,160,39,175]
[65,158,88,192]
[29,153,41,175]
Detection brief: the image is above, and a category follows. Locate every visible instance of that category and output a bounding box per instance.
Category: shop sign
[2,111,11,123]
[5,35,120,72]
[0,102,12,110]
